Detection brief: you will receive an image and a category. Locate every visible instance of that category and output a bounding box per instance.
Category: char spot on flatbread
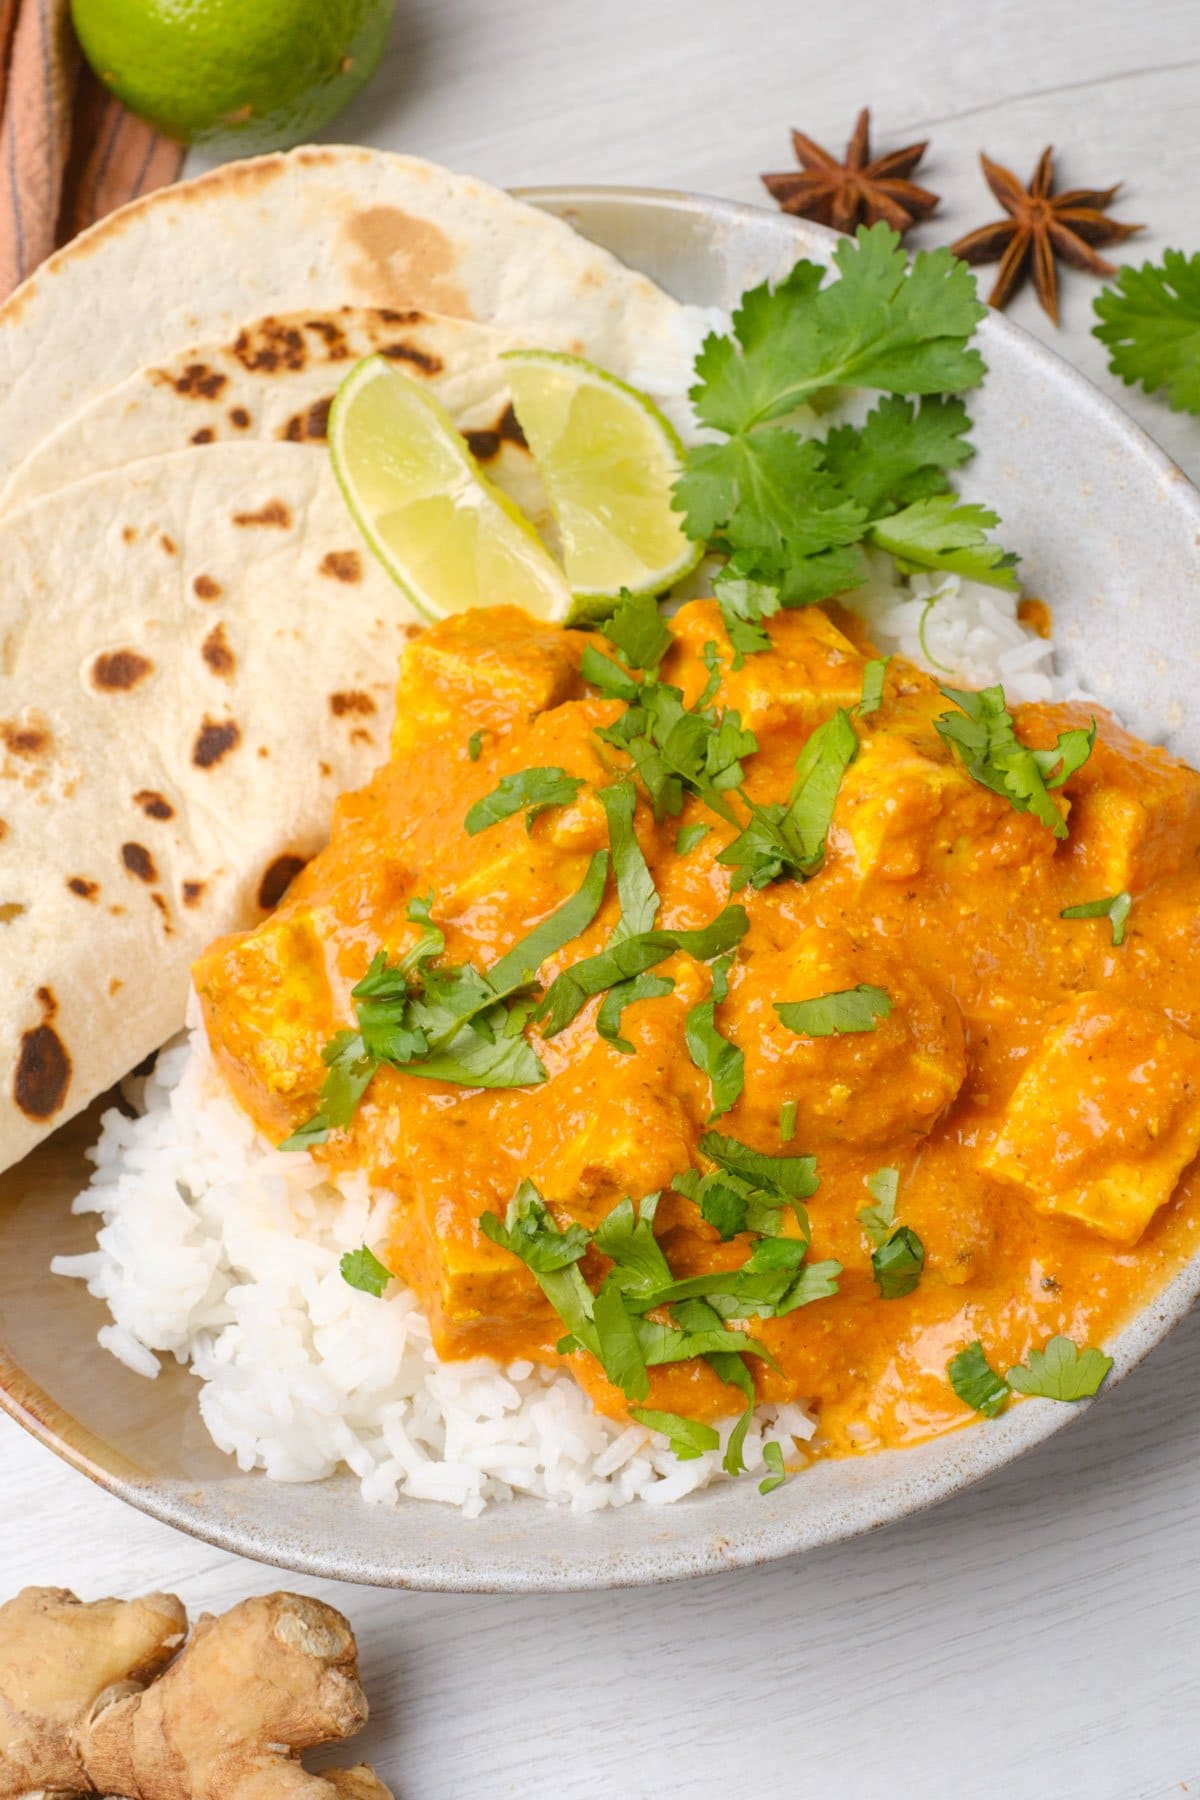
[202,623,236,679]
[15,1023,70,1120]
[92,649,153,692]
[134,789,173,820]
[341,207,470,317]
[67,876,98,899]
[229,407,251,429]
[121,841,157,882]
[232,318,307,373]
[122,526,137,543]
[0,901,26,922]
[233,500,292,528]
[0,719,50,758]
[465,404,528,464]
[0,821,6,840]
[191,427,215,445]
[497,402,527,448]
[351,727,374,747]
[161,534,177,555]
[161,362,228,400]
[36,985,56,1017]
[380,340,442,375]
[329,689,376,716]
[319,550,362,583]
[377,307,424,325]
[151,892,173,933]
[192,717,241,767]
[193,574,222,601]
[182,879,205,907]
[258,852,309,911]
[281,396,332,443]
[304,318,351,359]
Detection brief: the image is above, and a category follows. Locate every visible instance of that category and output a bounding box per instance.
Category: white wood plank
[7,4,1200,1795]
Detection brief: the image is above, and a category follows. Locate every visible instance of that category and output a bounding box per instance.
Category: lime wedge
[502,350,702,620]
[328,355,573,623]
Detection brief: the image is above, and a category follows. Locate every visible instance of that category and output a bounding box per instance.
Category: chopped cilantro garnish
[596,971,674,1055]
[823,394,974,515]
[630,1408,720,1461]
[934,684,1094,840]
[857,1167,899,1247]
[713,565,782,664]
[464,766,584,836]
[675,821,710,856]
[340,1244,393,1298]
[947,1341,1010,1418]
[599,780,659,937]
[1007,1336,1113,1401]
[684,952,745,1118]
[870,495,1018,589]
[759,1439,788,1494]
[775,983,892,1037]
[538,905,747,1038]
[779,1099,798,1141]
[857,657,890,717]
[719,708,859,890]
[1093,250,1200,414]
[599,587,673,671]
[467,730,484,761]
[281,858,610,1147]
[871,1225,925,1299]
[1061,891,1131,946]
[675,1128,817,1241]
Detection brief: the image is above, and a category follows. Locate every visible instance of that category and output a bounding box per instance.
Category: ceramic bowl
[3,186,1199,1592]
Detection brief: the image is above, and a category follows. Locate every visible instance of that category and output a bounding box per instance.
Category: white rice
[51,301,1064,1513]
[53,1012,815,1517]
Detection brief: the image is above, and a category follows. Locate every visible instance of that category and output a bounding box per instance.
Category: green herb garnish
[599,586,673,671]
[1007,1336,1113,1401]
[857,1167,899,1247]
[934,684,1094,840]
[779,1099,798,1141]
[340,1245,393,1298]
[467,730,484,760]
[858,656,890,717]
[775,983,892,1037]
[719,707,859,890]
[1061,891,1131,946]
[1093,250,1200,414]
[630,1408,721,1461]
[465,766,584,835]
[684,952,745,1118]
[596,971,674,1056]
[947,1341,1010,1418]
[675,1128,817,1241]
[759,1439,788,1494]
[675,821,710,856]
[871,1225,925,1300]
[538,906,747,1039]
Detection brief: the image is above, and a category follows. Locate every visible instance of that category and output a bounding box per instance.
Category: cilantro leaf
[775,984,892,1037]
[630,1407,721,1461]
[687,228,985,437]
[947,1341,1010,1418]
[759,1439,788,1494]
[580,643,641,700]
[339,1244,393,1298]
[824,395,974,515]
[488,850,610,992]
[600,587,672,670]
[480,1182,600,1358]
[857,1167,899,1247]
[599,780,659,938]
[1061,891,1132,947]
[464,766,584,835]
[1093,250,1200,414]
[779,1099,798,1141]
[719,707,859,890]
[593,1274,650,1400]
[675,430,867,563]
[700,1132,818,1203]
[858,657,890,717]
[713,565,782,662]
[868,494,1019,590]
[684,952,744,1118]
[675,1130,817,1242]
[596,971,674,1055]
[1006,1336,1113,1402]
[592,1194,673,1297]
[597,677,750,824]
[467,730,484,761]
[538,905,747,1037]
[871,1224,924,1299]
[935,685,1094,840]
[675,821,709,855]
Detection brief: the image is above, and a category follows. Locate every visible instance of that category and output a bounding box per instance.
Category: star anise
[950,147,1143,325]
[761,108,940,237]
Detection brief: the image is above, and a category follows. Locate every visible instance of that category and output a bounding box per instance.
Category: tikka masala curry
[195,598,1200,1454]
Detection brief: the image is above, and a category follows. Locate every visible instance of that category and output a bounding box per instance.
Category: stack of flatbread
[0,147,697,1171]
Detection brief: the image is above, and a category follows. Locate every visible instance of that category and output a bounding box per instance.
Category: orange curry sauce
[194,601,1200,1454]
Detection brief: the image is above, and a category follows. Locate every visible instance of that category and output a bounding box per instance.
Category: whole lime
[71,0,395,156]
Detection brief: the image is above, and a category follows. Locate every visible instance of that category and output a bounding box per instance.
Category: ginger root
[0,1588,393,1799]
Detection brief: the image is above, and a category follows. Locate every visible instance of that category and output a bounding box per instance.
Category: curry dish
[195,600,1200,1454]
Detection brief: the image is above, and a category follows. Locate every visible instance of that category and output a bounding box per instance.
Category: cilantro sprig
[1061,891,1131,946]
[934,684,1094,838]
[1093,249,1200,414]
[465,766,584,835]
[673,225,1017,645]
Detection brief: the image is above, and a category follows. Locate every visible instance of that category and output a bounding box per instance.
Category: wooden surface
[6,3,1200,1794]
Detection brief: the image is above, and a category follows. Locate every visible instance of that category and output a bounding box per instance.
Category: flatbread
[0,146,692,487]
[0,308,559,528]
[0,442,419,1172]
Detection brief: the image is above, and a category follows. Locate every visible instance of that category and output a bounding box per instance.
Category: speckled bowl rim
[3,184,1199,1592]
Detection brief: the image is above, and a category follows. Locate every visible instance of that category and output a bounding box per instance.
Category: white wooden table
[6,4,1200,1794]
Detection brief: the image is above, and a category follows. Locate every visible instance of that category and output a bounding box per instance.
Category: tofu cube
[982,993,1200,1243]
[390,604,582,754]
